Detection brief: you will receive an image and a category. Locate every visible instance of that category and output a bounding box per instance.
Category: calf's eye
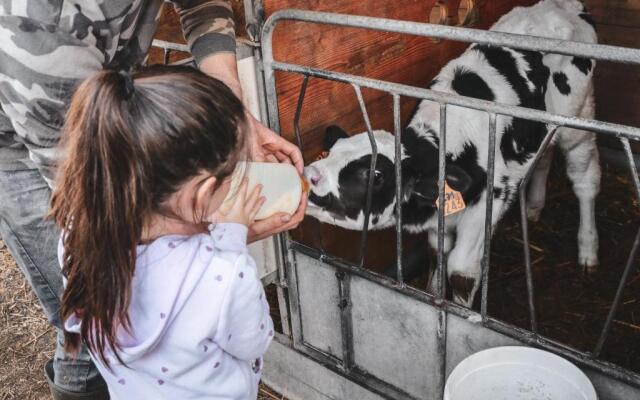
[373,170,384,185]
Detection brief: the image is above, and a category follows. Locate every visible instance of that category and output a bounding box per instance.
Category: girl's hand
[208,179,265,227]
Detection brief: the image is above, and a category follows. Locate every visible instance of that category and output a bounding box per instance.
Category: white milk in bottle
[221,161,306,220]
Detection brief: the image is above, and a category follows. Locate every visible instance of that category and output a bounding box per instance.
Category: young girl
[49,65,274,399]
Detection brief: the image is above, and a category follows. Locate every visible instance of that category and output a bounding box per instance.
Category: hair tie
[117,69,135,99]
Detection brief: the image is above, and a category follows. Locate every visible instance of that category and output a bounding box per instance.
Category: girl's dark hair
[50,65,246,364]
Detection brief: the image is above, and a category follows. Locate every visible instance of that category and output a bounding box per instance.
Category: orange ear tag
[435,181,466,216]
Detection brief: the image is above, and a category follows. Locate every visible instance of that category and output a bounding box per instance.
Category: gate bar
[436,103,447,299]
[293,75,309,154]
[436,104,448,400]
[289,240,640,389]
[291,76,328,255]
[393,94,404,285]
[480,113,497,320]
[623,138,640,200]
[518,126,559,332]
[352,84,378,267]
[266,62,640,141]
[336,270,355,371]
[262,10,640,64]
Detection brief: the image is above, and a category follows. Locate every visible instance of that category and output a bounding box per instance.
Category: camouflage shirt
[0,0,236,187]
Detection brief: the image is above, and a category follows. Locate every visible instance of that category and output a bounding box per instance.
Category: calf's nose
[304,165,322,186]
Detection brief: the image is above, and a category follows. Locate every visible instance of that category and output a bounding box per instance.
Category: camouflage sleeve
[0,16,104,187]
[171,0,236,65]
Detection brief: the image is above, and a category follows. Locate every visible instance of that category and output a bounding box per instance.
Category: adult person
[0,2,306,399]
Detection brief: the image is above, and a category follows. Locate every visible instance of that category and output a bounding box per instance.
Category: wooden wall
[152,1,640,138]
[151,1,640,271]
[264,0,537,269]
[583,0,640,153]
[265,0,537,163]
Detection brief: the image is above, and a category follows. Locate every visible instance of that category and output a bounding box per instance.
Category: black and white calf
[304,0,600,306]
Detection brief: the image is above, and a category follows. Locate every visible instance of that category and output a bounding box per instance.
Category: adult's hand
[199,52,307,240]
[246,112,304,174]
[245,114,307,242]
[248,193,307,243]
[200,53,304,173]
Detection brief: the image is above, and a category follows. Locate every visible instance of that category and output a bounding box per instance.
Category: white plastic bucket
[444,346,597,400]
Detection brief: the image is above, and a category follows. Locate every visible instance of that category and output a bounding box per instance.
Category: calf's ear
[324,125,349,150]
[446,165,472,194]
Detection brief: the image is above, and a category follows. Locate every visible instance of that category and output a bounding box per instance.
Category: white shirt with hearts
[61,223,274,400]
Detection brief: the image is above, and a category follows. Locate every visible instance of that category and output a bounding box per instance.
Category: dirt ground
[487,154,640,373]
[0,240,55,400]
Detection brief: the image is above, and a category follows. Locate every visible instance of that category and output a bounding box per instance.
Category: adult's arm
[172,1,306,241]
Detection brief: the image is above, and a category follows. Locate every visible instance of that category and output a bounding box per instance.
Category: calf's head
[304,126,397,230]
[304,125,473,230]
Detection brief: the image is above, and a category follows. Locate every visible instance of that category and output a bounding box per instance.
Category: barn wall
[152,1,640,151]
[583,0,640,155]
[584,0,640,128]
[264,0,537,161]
[150,1,640,269]
[264,0,537,270]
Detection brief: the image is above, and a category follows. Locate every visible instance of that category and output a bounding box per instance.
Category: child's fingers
[237,178,249,200]
[249,197,266,221]
[245,184,263,210]
[230,178,249,212]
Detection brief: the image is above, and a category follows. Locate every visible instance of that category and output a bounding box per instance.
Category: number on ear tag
[435,181,466,216]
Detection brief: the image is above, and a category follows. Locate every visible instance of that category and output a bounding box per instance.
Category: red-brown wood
[264,0,536,271]
[150,0,640,273]
[266,0,536,161]
[583,0,640,152]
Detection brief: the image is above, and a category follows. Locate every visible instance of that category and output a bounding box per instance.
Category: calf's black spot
[553,72,571,95]
[475,46,550,165]
[336,155,396,220]
[451,68,495,101]
[451,143,487,207]
[500,118,548,165]
[512,49,550,98]
[572,57,593,75]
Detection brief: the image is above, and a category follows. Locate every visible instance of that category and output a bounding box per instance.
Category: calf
[304,0,600,306]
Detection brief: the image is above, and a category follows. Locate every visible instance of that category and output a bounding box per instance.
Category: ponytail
[50,65,246,365]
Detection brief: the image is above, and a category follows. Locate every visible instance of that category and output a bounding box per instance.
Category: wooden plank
[266,0,536,159]
[595,62,640,127]
[577,3,640,153]
[265,0,536,259]
[585,0,640,28]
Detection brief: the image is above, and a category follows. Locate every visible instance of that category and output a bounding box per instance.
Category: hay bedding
[487,155,640,373]
[0,239,54,400]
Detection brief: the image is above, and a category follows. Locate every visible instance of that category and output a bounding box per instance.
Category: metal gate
[256,9,640,400]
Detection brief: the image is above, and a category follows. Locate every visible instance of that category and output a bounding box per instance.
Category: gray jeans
[0,167,104,392]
